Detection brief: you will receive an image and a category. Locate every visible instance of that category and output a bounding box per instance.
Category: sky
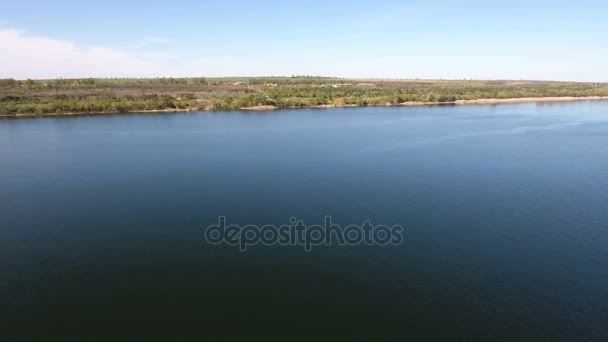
[1,0,607,81]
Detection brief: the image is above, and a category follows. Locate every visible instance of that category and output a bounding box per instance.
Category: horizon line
[4,76,607,84]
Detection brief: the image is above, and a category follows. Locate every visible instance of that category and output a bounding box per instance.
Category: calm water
[1,102,608,339]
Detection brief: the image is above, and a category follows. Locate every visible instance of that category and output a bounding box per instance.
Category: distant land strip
[2,77,608,117]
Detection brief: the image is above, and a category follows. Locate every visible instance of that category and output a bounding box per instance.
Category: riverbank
[238,95,608,110]
[2,96,608,118]
[3,77,608,117]
[455,96,608,105]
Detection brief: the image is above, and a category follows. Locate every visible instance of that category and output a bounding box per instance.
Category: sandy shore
[2,96,608,118]
[242,96,608,111]
[241,105,278,111]
[454,96,608,105]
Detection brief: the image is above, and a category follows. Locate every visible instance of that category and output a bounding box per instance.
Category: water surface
[1,102,608,339]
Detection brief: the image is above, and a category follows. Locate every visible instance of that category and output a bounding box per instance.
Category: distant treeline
[2,77,608,115]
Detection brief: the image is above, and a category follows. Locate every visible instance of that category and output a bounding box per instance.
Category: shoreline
[454,96,608,105]
[2,96,608,118]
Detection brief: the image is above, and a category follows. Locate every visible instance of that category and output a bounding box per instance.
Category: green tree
[0,79,17,87]
[24,79,36,89]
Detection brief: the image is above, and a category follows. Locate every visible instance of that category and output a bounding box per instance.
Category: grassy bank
[2,77,608,116]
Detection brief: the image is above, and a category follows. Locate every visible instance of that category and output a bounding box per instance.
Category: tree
[24,79,36,89]
[0,79,17,87]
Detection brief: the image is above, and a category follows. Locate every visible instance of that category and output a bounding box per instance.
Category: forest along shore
[2,77,608,117]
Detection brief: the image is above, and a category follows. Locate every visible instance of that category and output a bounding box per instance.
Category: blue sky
[1,0,607,81]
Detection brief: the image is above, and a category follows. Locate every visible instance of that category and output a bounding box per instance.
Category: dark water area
[1,102,608,339]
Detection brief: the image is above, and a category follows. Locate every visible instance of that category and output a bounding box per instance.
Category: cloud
[0,29,288,79]
[0,29,306,79]
[0,29,176,79]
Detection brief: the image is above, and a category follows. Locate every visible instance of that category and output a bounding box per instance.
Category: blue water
[1,102,608,339]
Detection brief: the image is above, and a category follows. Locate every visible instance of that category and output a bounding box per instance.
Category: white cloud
[0,29,311,79]
[0,29,176,79]
[0,29,292,79]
